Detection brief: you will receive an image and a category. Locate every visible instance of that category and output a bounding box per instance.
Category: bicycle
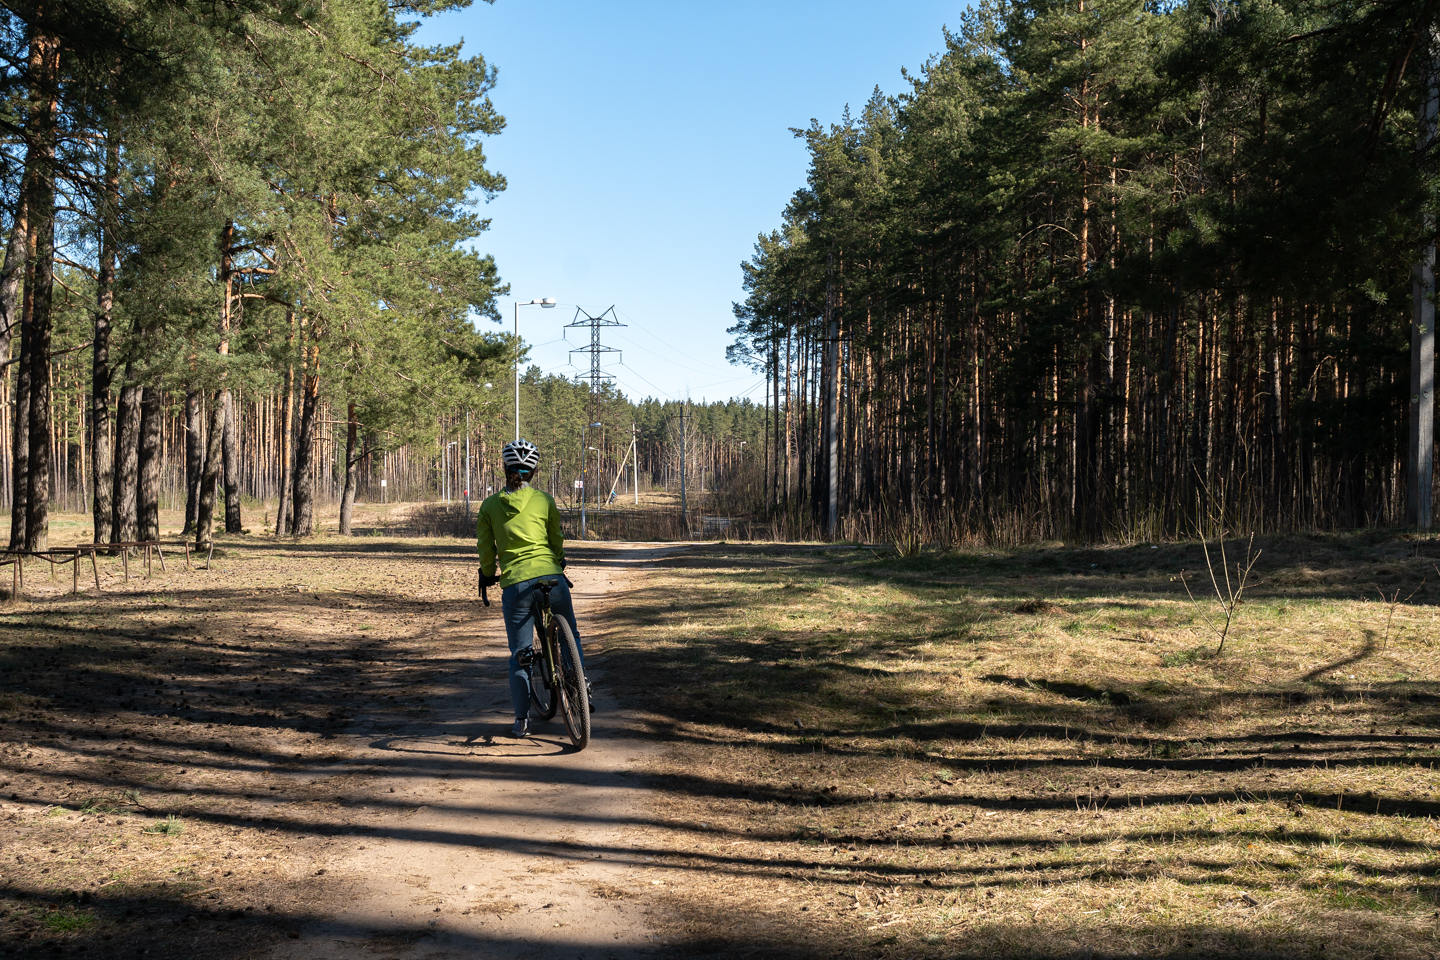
[480,572,591,750]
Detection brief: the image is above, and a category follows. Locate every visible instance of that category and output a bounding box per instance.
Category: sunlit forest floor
[2,515,1439,958]
[605,533,1440,958]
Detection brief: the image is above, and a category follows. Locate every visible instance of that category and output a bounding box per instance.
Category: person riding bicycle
[477,439,584,738]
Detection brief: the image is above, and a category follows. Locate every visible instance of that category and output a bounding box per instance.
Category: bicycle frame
[531,593,562,689]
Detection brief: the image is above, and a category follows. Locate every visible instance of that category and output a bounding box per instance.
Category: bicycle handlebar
[477,570,573,606]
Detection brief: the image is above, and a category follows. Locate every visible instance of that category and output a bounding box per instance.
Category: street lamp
[579,421,602,538]
[514,297,557,440]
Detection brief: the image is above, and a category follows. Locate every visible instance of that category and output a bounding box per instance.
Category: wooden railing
[0,539,214,601]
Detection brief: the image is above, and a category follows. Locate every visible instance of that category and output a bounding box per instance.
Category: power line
[738,376,768,398]
[608,328,721,377]
[691,373,762,392]
[616,361,676,401]
[611,307,727,368]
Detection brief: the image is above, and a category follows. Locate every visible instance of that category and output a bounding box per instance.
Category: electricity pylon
[565,306,624,395]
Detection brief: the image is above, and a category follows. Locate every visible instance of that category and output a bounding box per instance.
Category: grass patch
[42,907,96,933]
[608,534,1440,959]
[143,815,184,836]
[1160,643,1214,667]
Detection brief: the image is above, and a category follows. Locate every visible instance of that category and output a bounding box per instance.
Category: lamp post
[579,421,602,538]
[513,297,557,440]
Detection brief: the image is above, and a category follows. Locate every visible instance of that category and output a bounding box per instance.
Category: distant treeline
[458,373,765,512]
[730,0,1439,542]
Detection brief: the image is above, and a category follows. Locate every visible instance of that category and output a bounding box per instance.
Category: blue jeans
[501,576,583,721]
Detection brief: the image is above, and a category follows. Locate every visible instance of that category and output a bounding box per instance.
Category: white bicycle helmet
[502,438,541,474]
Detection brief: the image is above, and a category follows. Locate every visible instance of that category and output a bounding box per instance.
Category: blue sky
[417,1,966,404]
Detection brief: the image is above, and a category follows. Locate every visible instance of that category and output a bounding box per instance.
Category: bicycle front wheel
[553,616,590,749]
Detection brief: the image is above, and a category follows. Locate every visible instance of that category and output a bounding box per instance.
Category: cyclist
[477,439,584,738]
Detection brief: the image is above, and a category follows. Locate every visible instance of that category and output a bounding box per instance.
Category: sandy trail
[264,543,686,960]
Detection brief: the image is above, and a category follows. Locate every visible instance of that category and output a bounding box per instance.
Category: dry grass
[602,532,1440,958]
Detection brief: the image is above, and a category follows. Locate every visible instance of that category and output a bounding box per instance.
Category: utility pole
[632,421,639,505]
[464,409,471,515]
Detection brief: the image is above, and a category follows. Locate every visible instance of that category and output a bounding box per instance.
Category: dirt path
[262,542,688,959]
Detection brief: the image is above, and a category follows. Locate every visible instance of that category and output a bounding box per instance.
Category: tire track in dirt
[264,542,688,960]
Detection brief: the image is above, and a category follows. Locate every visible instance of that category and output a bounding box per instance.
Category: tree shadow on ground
[10,879,1416,960]
[4,535,1438,958]
[640,529,1440,605]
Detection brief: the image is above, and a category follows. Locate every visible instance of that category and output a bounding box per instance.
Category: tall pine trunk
[290,349,319,536]
[9,277,30,551]
[1410,28,1439,531]
[182,389,202,534]
[137,387,162,540]
[822,253,839,537]
[4,189,29,551]
[111,370,140,544]
[197,221,234,547]
[338,402,359,535]
[222,388,241,532]
[195,393,223,547]
[275,309,296,536]
[91,137,117,545]
[21,12,60,552]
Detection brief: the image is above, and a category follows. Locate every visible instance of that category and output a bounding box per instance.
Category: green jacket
[476,485,565,588]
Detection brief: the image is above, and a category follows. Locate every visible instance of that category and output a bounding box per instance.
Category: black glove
[479,571,499,589]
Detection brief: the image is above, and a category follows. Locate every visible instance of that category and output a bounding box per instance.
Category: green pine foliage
[0,0,527,539]
[731,0,1440,541]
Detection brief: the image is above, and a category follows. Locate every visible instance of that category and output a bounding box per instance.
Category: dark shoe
[586,679,595,713]
[511,718,530,738]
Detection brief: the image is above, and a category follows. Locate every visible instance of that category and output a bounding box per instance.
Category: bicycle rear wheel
[527,633,558,721]
[553,616,590,749]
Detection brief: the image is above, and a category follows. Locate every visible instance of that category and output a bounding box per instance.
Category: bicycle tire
[553,615,590,749]
[527,624,559,721]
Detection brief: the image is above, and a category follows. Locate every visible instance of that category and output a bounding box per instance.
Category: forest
[13,0,1437,553]
[0,0,762,551]
[730,0,1440,542]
